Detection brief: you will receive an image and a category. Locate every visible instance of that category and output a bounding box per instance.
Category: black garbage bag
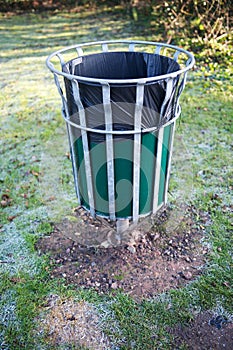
[62,51,181,133]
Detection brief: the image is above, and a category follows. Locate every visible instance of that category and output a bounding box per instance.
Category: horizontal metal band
[61,110,180,135]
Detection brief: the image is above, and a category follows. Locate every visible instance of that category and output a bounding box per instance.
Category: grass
[0,5,232,349]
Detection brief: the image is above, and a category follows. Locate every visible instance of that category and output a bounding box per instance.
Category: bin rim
[46,40,195,85]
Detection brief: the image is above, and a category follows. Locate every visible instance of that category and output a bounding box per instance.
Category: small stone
[95,282,100,287]
[66,314,75,321]
[127,245,136,254]
[131,230,141,241]
[100,241,110,248]
[182,271,193,280]
[111,282,118,289]
[66,248,70,254]
[152,233,160,241]
[1,200,8,207]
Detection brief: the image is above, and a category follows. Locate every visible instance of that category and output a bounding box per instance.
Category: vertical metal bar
[65,122,81,205]
[155,46,162,54]
[129,43,135,52]
[53,74,69,118]
[53,74,81,204]
[175,72,187,117]
[102,43,108,52]
[132,83,144,223]
[71,80,95,217]
[160,78,173,123]
[54,74,81,203]
[173,50,180,62]
[56,53,65,67]
[178,72,188,96]
[76,47,84,56]
[164,121,176,204]
[102,84,116,221]
[186,57,193,67]
[152,126,164,213]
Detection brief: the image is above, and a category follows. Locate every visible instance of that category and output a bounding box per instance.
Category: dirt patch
[36,206,209,300]
[170,311,233,349]
[38,295,112,349]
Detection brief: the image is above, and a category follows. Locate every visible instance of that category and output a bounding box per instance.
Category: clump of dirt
[170,311,233,350]
[38,295,112,350]
[36,206,209,299]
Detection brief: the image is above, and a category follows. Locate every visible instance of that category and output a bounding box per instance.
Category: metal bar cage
[46,40,195,225]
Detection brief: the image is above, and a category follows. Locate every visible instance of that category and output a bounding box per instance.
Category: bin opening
[64,51,180,81]
[63,51,181,128]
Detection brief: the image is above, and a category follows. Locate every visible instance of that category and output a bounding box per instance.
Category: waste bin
[46,40,195,224]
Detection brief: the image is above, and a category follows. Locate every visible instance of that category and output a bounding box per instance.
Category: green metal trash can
[46,40,195,225]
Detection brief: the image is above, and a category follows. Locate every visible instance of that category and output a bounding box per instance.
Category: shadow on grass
[0,6,159,61]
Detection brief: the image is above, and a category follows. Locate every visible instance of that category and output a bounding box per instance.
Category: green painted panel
[72,122,173,218]
[140,132,157,214]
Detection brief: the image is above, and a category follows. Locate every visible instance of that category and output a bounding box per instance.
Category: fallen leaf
[10,277,25,283]
[31,170,40,177]
[2,193,10,200]
[1,194,12,207]
[7,215,17,221]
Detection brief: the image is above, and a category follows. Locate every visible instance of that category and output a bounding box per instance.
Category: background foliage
[0,0,232,65]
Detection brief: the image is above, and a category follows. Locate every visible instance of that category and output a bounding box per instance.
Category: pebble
[182,271,193,280]
[111,282,118,289]
[131,230,141,241]
[100,241,111,248]
[127,245,136,254]
[152,233,160,241]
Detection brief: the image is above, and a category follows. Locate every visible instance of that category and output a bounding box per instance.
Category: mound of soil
[36,206,209,300]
